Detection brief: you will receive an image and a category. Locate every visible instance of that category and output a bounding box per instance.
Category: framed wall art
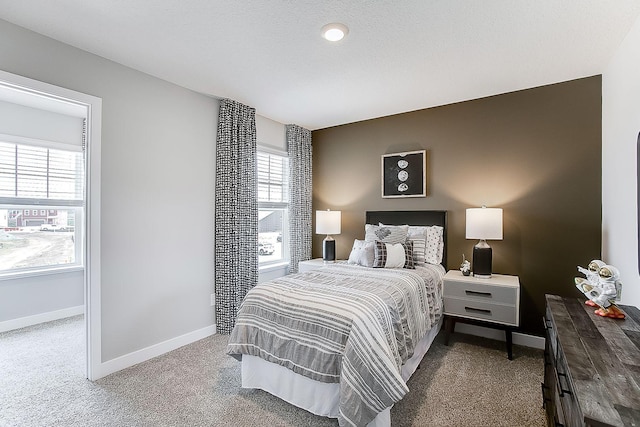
[381,149,426,198]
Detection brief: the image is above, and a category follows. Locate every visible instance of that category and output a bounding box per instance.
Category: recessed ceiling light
[321,23,349,42]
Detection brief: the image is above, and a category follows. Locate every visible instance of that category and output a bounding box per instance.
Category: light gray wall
[602,14,640,308]
[0,19,218,361]
[256,114,286,151]
[0,99,84,147]
[0,270,84,322]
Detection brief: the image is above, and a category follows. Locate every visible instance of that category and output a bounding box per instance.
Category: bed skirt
[241,315,443,427]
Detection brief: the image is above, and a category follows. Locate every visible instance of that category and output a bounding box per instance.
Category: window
[257,150,288,266]
[0,140,84,275]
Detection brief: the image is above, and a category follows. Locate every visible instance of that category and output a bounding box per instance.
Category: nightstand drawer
[443,297,517,325]
[443,280,517,305]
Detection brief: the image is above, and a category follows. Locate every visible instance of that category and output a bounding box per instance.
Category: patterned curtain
[215,99,258,334]
[286,124,313,273]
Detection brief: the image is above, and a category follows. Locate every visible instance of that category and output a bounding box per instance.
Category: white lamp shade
[466,207,503,240]
[316,210,341,235]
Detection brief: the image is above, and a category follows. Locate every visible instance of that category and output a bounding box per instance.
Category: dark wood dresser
[542,294,640,426]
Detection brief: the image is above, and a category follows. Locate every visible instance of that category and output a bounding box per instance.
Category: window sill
[0,265,84,282]
[259,261,289,274]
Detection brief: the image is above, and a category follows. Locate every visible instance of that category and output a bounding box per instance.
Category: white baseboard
[0,305,84,333]
[454,323,545,350]
[95,324,217,380]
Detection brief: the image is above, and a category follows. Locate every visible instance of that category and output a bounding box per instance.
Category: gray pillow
[364,224,409,244]
[347,239,375,267]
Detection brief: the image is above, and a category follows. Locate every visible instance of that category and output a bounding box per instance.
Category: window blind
[0,141,84,206]
[257,151,288,206]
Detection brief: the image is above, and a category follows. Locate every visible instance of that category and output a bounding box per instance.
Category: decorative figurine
[577,259,605,285]
[575,260,624,319]
[460,254,471,276]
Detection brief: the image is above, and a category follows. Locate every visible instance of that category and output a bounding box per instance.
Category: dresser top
[545,294,640,426]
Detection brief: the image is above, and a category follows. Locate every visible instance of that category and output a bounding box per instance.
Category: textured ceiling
[1,1,639,130]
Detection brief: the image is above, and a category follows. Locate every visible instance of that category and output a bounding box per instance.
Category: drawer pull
[543,317,553,330]
[465,290,492,297]
[540,382,552,408]
[556,372,572,396]
[464,306,492,315]
[553,415,565,427]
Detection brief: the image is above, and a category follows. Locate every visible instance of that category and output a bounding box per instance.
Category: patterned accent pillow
[364,224,409,244]
[425,225,444,265]
[373,240,415,269]
[377,223,444,265]
[380,223,428,265]
[347,239,375,267]
[408,226,428,265]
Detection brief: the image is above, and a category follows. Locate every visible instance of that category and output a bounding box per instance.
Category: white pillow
[364,224,409,244]
[425,225,444,264]
[347,239,375,267]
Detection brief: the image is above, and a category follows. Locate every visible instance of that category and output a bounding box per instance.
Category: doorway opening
[0,70,102,379]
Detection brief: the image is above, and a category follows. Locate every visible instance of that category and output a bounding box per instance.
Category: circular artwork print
[398,183,408,192]
[398,170,409,181]
[397,160,409,169]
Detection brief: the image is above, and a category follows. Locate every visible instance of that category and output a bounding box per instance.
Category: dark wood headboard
[365,210,448,268]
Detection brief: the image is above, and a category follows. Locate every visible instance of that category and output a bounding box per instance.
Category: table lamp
[466,206,503,278]
[316,209,341,263]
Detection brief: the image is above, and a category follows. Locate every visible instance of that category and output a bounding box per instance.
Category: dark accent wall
[312,76,602,336]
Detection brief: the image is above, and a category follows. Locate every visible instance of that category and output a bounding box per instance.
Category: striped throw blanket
[227,263,444,427]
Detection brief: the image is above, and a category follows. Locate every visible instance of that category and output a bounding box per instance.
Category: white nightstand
[298,258,336,273]
[442,270,520,359]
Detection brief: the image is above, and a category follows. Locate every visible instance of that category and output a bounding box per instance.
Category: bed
[227,210,448,427]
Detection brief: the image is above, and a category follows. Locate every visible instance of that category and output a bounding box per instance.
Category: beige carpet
[0,316,546,426]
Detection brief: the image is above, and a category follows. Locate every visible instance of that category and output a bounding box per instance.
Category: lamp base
[472,240,492,278]
[323,236,336,263]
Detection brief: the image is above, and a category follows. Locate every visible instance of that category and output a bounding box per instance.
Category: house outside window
[0,141,84,275]
[257,150,288,266]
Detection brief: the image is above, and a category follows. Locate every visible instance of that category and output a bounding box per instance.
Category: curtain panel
[215,99,258,334]
[286,124,312,273]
